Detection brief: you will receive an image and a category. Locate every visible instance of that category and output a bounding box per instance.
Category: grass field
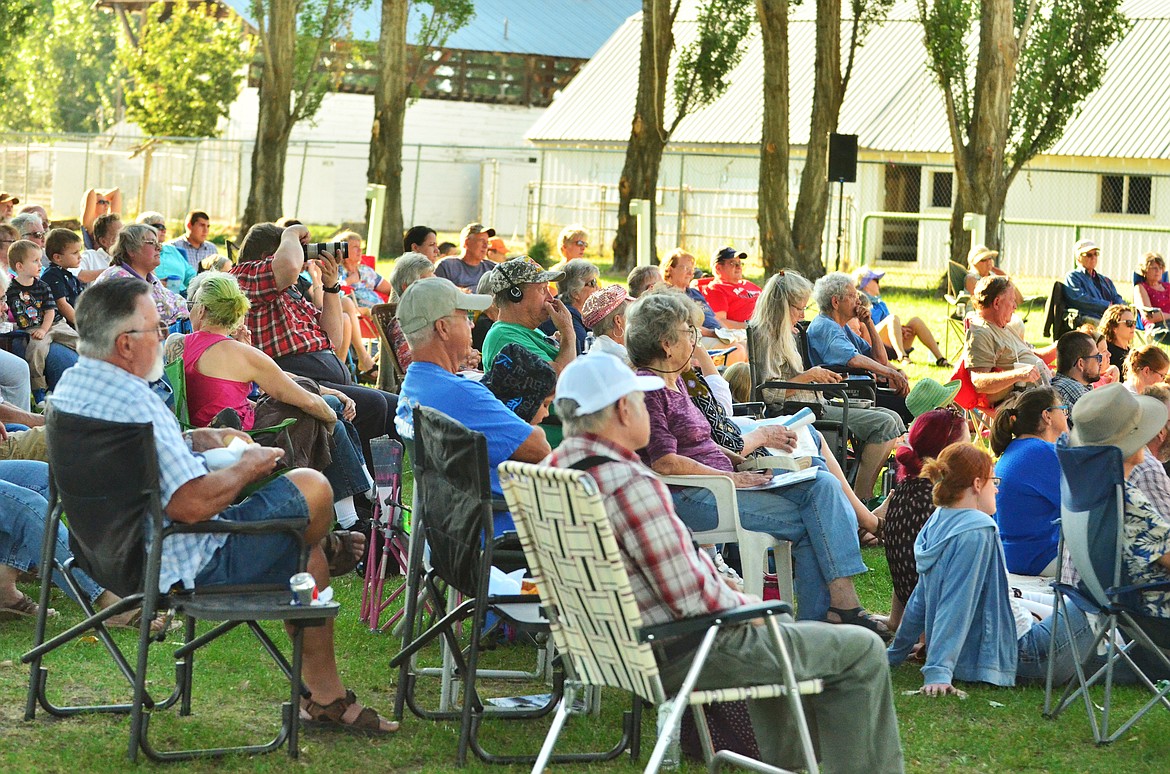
[2,265,1167,772]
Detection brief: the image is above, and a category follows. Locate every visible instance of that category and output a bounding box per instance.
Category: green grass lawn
[2,268,1167,771]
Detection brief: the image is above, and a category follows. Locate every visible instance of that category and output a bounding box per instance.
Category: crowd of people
[6,193,1170,770]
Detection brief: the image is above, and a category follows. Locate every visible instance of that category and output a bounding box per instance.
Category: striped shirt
[547,433,750,628]
[50,357,220,591]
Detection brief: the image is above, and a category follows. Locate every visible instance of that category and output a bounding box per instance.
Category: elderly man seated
[547,354,904,773]
[966,275,1056,406]
[481,257,574,375]
[1065,239,1124,325]
[393,277,551,535]
[806,271,912,422]
[50,278,397,734]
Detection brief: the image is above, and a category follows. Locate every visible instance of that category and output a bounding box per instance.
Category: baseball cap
[460,222,496,241]
[397,276,492,335]
[488,236,507,254]
[854,267,886,288]
[714,246,748,263]
[1070,382,1166,458]
[555,352,665,415]
[487,257,566,294]
[1074,238,1100,256]
[580,284,628,328]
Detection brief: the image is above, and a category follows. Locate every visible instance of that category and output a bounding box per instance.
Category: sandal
[935,356,953,368]
[0,591,56,620]
[357,366,378,385]
[323,530,365,577]
[826,606,894,644]
[300,689,398,736]
[107,608,179,636]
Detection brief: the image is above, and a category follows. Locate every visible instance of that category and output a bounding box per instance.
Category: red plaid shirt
[547,433,751,628]
[231,257,331,360]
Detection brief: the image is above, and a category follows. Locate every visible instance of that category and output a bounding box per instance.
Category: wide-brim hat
[967,244,999,268]
[905,377,962,418]
[0,192,19,205]
[1070,382,1167,458]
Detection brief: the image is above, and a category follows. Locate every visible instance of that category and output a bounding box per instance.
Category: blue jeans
[9,338,78,389]
[1017,603,1101,684]
[321,395,371,502]
[671,470,867,621]
[0,460,104,604]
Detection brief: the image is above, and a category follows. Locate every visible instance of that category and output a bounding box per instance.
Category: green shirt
[481,321,559,371]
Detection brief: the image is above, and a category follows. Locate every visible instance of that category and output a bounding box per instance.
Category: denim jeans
[671,470,867,620]
[9,339,78,389]
[0,348,30,407]
[321,395,371,502]
[0,460,104,603]
[1016,603,1107,684]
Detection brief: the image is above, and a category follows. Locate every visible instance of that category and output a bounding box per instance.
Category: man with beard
[1050,331,1102,415]
[1132,383,1170,514]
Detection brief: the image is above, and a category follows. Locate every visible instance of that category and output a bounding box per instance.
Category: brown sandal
[0,591,56,620]
[300,689,398,735]
[323,530,365,577]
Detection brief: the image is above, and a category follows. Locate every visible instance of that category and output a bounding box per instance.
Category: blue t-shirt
[806,313,871,367]
[434,256,497,290]
[393,361,534,534]
[686,287,720,330]
[157,243,196,294]
[994,437,1061,575]
[866,294,891,325]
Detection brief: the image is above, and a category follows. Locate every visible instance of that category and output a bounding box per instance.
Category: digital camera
[303,241,348,260]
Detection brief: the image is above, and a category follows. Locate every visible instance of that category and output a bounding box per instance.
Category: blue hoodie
[888,507,1018,687]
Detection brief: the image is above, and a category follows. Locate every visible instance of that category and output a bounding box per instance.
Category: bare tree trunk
[366,0,407,259]
[789,0,844,278]
[947,0,1017,264]
[241,0,297,234]
[612,0,672,272]
[757,0,794,275]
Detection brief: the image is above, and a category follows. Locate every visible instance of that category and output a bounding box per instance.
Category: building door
[881,164,921,262]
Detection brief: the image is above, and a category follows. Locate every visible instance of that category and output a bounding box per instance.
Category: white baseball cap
[555,353,664,414]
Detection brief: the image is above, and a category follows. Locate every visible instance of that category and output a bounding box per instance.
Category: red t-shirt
[697,278,762,323]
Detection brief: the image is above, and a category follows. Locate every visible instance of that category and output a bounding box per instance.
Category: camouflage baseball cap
[487,257,566,294]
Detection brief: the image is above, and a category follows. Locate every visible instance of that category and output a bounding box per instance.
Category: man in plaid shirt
[232,222,397,463]
[548,354,904,773]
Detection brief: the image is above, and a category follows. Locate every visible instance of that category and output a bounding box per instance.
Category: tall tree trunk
[612,0,672,272]
[241,0,297,234]
[366,0,407,259]
[789,0,844,278]
[947,0,1017,264]
[757,0,794,275]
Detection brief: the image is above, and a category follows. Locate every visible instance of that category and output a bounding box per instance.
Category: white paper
[739,466,819,491]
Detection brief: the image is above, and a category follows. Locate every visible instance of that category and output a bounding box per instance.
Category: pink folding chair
[359,437,412,632]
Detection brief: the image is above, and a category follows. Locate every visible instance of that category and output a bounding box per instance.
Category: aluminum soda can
[290,572,317,605]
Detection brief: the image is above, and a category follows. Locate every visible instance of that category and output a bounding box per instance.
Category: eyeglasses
[97,199,111,206]
[23,231,45,240]
[1081,353,1104,364]
[573,240,588,248]
[989,477,1001,487]
[1046,404,1071,416]
[1121,320,1136,328]
[0,239,14,245]
[584,279,599,288]
[120,323,168,341]
[143,240,160,247]
[676,324,700,343]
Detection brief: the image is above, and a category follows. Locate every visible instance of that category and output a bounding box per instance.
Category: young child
[6,239,79,397]
[42,228,85,328]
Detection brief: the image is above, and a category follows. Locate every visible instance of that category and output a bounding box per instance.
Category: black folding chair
[22,411,338,762]
[390,405,567,766]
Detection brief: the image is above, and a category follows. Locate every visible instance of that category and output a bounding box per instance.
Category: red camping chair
[949,358,997,444]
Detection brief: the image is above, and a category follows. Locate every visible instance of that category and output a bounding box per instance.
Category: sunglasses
[23,231,45,239]
[1046,404,1070,416]
[573,240,588,248]
[1081,353,1104,363]
[1121,320,1136,328]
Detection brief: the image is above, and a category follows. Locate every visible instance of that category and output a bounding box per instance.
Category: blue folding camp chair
[1044,443,1170,743]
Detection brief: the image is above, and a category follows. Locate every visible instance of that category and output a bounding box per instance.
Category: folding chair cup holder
[22,411,338,762]
[500,461,824,774]
[1044,443,1170,744]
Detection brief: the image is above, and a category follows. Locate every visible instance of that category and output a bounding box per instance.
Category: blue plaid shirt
[50,357,220,591]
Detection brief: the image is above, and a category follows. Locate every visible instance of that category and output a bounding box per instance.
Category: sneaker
[711,550,745,591]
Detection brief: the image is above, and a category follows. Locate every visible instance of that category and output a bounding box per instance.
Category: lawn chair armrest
[638,601,793,644]
[732,401,764,417]
[168,517,309,538]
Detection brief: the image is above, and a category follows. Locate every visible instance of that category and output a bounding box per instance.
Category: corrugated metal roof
[220,0,639,58]
[528,0,1170,161]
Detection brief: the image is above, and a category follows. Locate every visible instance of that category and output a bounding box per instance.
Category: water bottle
[656,701,681,769]
[584,331,595,352]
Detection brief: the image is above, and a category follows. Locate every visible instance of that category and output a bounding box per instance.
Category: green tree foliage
[0,0,37,96]
[118,3,249,139]
[671,0,755,122]
[408,0,475,96]
[2,0,122,133]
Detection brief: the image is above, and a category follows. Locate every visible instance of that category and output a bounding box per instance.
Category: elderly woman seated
[623,290,890,638]
[580,284,631,363]
[173,272,373,567]
[94,222,189,329]
[663,248,748,363]
[751,271,906,501]
[384,251,436,372]
[538,257,599,354]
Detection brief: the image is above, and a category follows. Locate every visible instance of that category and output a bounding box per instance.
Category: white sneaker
[711,550,745,591]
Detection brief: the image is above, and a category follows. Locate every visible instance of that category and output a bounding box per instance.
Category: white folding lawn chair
[500,460,823,773]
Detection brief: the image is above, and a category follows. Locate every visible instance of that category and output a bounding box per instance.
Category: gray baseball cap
[398,276,492,335]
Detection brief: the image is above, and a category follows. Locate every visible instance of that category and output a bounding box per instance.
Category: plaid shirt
[169,236,219,271]
[547,433,751,628]
[50,357,222,591]
[232,256,332,360]
[1050,373,1090,409]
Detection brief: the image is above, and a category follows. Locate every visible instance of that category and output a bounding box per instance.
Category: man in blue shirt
[1064,238,1124,323]
[434,222,498,290]
[807,272,913,423]
[393,277,551,535]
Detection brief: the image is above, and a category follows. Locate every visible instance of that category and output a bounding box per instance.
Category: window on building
[1100,174,1152,215]
[930,171,953,208]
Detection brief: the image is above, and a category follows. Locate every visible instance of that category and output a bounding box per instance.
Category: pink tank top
[183,331,256,430]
